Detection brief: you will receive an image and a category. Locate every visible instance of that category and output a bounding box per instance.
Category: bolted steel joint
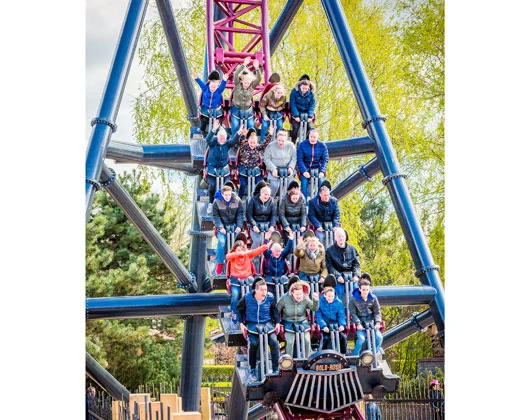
[91,117,118,133]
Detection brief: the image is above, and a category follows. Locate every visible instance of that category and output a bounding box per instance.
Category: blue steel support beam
[372,286,437,306]
[382,310,435,349]
[85,0,149,221]
[155,0,199,125]
[269,0,305,56]
[327,136,375,159]
[180,316,207,411]
[332,157,380,200]
[321,0,445,334]
[99,165,198,292]
[86,352,130,401]
[107,140,191,163]
[86,293,230,320]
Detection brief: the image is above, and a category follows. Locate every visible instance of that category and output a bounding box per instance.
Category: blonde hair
[290,282,303,293]
[271,243,282,252]
[217,127,227,138]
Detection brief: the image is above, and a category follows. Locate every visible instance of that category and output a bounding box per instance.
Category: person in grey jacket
[277,281,319,357]
[263,128,296,198]
[278,180,307,234]
[350,278,383,356]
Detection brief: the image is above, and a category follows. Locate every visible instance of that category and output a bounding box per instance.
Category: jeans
[230,105,254,135]
[238,174,263,199]
[268,172,294,198]
[334,281,345,301]
[291,118,313,144]
[321,331,348,354]
[260,111,284,142]
[353,329,383,356]
[216,232,227,264]
[300,174,324,199]
[315,229,326,246]
[208,173,229,203]
[248,331,280,371]
[284,331,312,358]
[229,277,243,316]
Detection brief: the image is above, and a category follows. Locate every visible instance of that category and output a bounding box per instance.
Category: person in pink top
[226,240,269,323]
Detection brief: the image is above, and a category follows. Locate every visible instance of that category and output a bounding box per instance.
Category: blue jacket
[308,196,341,229]
[289,80,316,118]
[316,295,346,329]
[237,291,280,328]
[195,78,227,113]
[262,239,293,277]
[296,139,329,174]
[205,130,238,170]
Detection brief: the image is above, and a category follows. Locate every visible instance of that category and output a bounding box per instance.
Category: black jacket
[246,195,277,228]
[325,242,361,278]
[212,192,245,230]
[278,194,307,229]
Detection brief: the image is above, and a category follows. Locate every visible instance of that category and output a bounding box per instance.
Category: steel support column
[372,285,437,306]
[382,310,435,349]
[85,0,149,220]
[86,293,230,320]
[321,0,444,334]
[227,370,249,419]
[327,136,375,159]
[180,315,207,411]
[332,157,380,200]
[86,353,130,401]
[269,0,305,56]
[99,164,198,291]
[188,176,210,291]
[156,0,199,125]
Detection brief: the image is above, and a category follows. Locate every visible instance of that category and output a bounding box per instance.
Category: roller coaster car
[234,348,399,417]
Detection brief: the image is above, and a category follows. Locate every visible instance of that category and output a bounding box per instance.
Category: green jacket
[277,293,319,325]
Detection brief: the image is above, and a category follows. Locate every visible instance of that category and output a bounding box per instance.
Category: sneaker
[249,368,257,382]
[271,370,279,375]
[207,203,213,215]
[215,263,223,275]
[231,315,238,325]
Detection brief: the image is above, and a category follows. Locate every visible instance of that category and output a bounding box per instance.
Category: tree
[86,171,189,388]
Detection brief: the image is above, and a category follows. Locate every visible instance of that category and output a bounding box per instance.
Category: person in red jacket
[226,240,268,323]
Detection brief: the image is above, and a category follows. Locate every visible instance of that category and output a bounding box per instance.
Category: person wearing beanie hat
[235,125,273,199]
[279,179,307,235]
[277,280,319,357]
[308,181,341,247]
[259,83,287,142]
[289,74,316,143]
[192,69,229,137]
[297,128,329,199]
[212,183,244,275]
[325,227,361,301]
[263,128,296,198]
[230,56,263,135]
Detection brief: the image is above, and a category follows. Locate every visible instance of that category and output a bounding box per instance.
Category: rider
[236,126,273,198]
[296,129,329,199]
[307,182,341,245]
[325,227,361,301]
[231,57,262,135]
[212,183,245,275]
[316,286,347,354]
[263,128,296,198]
[289,74,316,143]
[277,281,320,357]
[278,180,307,236]
[193,70,229,137]
[259,83,286,143]
[350,278,383,357]
[204,119,239,214]
[237,278,281,379]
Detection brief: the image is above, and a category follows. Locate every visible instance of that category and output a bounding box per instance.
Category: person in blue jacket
[193,69,229,137]
[289,74,316,143]
[308,182,341,245]
[296,129,329,199]
[205,119,239,213]
[237,279,281,380]
[262,230,294,293]
[316,286,347,354]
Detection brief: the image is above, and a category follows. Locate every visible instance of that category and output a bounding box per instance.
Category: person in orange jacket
[226,240,268,323]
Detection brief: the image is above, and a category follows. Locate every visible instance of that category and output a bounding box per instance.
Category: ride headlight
[279,354,294,371]
[360,350,374,366]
